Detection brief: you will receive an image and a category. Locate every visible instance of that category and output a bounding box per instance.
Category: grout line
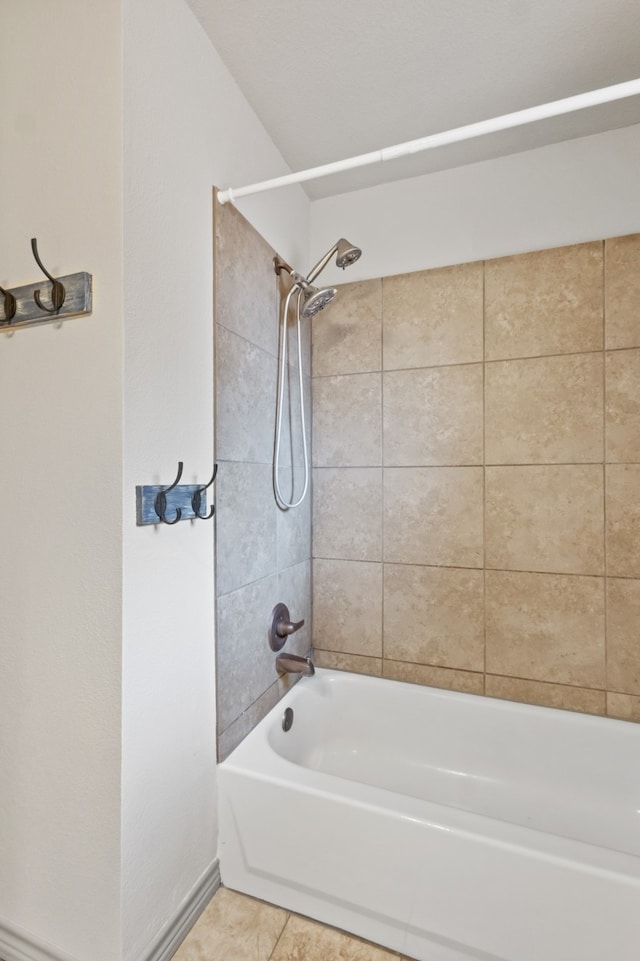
[483,671,607,694]
[216,570,279,600]
[312,368,386,381]
[602,241,608,700]
[217,679,279,740]
[215,319,279,362]
[602,238,606,353]
[311,461,631,470]
[482,257,487,694]
[380,279,385,666]
[215,458,274,466]
[329,349,621,377]
[267,913,291,961]
[484,347,605,364]
[312,557,611,579]
[313,653,607,696]
[311,345,622,380]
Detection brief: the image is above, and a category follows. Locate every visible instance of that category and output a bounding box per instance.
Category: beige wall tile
[606,465,640,577]
[605,349,640,462]
[382,262,483,369]
[384,467,483,567]
[278,561,312,659]
[383,660,484,695]
[312,279,382,376]
[314,650,383,676]
[383,364,483,466]
[605,233,640,349]
[277,368,311,472]
[305,234,640,720]
[215,208,313,756]
[485,571,605,687]
[606,577,640,695]
[276,482,311,570]
[485,675,605,715]
[215,463,277,596]
[173,887,287,961]
[216,324,276,464]
[313,468,382,560]
[383,564,484,671]
[216,574,280,733]
[485,353,603,464]
[271,915,398,961]
[217,680,281,761]
[312,373,382,467]
[485,242,603,360]
[607,692,640,722]
[215,202,278,357]
[486,465,604,575]
[313,559,382,657]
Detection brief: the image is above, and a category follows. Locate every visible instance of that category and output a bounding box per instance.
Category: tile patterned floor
[173,887,414,961]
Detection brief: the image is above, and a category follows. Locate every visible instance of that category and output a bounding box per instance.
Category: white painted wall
[311,123,640,285]
[0,2,124,960]
[8,3,638,960]
[121,2,308,960]
[0,0,308,959]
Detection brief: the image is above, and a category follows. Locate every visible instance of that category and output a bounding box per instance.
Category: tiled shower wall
[214,201,312,760]
[312,234,640,722]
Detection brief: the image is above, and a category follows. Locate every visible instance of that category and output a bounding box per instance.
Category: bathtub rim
[218,669,640,882]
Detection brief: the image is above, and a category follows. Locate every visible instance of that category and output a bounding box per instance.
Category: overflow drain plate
[282,707,294,732]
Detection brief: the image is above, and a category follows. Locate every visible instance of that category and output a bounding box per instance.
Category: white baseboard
[141,859,221,961]
[0,917,82,961]
[0,860,221,961]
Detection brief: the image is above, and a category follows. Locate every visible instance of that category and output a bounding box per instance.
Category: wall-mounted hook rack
[0,237,92,332]
[0,284,16,324]
[136,463,218,526]
[31,238,66,315]
[191,464,218,520]
[154,462,185,525]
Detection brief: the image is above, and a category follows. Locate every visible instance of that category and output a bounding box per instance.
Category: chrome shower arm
[306,243,339,284]
[274,255,294,276]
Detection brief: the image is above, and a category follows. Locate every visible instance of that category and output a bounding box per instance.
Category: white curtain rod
[217,78,640,205]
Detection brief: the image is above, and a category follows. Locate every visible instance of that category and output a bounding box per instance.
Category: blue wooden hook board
[1,238,92,332]
[136,463,217,526]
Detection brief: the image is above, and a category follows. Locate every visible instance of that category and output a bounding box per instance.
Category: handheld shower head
[290,272,337,318]
[273,235,360,512]
[300,284,337,318]
[335,238,362,269]
[306,237,362,283]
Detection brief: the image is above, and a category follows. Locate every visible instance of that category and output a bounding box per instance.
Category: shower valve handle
[269,603,305,651]
[277,616,305,637]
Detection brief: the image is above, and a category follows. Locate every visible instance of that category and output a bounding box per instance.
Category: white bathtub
[218,669,640,961]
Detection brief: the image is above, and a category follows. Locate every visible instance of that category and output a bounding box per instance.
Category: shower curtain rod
[216,78,640,205]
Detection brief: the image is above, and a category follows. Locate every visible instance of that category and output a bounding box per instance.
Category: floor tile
[270,914,399,961]
[173,888,287,961]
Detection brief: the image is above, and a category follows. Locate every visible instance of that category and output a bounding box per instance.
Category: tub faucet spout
[276,653,315,677]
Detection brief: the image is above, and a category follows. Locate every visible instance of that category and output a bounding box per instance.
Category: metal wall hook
[0,284,16,325]
[154,462,184,525]
[31,238,66,314]
[191,464,218,520]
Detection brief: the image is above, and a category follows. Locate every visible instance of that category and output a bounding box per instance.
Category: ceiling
[186,0,640,200]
